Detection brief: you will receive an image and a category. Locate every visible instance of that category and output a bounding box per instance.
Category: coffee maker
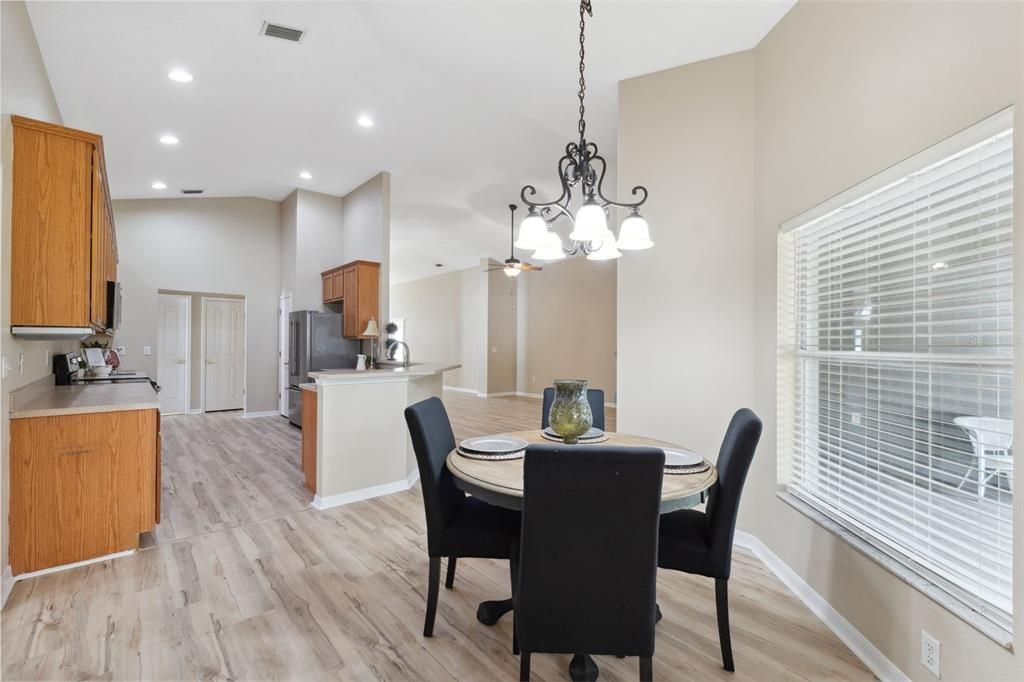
[53,352,84,385]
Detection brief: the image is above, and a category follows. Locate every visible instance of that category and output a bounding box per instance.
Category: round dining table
[446,429,718,682]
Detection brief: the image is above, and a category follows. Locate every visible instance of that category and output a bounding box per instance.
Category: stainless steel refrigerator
[287,310,360,427]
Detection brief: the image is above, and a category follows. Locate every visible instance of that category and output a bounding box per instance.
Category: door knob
[175,359,186,364]
[207,359,217,364]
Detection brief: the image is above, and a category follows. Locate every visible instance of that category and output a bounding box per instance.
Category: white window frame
[776,108,1015,636]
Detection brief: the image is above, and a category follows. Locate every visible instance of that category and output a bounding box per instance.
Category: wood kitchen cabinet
[9,408,160,575]
[301,388,317,493]
[321,260,380,338]
[10,116,118,331]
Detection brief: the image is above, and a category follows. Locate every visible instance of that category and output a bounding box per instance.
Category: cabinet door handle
[61,447,96,457]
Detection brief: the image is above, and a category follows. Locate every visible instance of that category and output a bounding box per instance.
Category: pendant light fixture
[517,0,653,261]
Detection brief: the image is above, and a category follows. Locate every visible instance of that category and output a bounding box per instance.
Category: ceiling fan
[486,204,543,278]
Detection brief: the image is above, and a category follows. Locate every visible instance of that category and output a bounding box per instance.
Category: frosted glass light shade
[586,236,621,261]
[533,232,566,261]
[617,213,654,250]
[504,265,521,278]
[569,199,608,242]
[515,213,548,250]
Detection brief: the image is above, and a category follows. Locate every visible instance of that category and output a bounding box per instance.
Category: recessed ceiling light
[357,115,374,128]
[299,171,312,180]
[167,69,193,83]
[151,181,167,189]
[159,134,179,145]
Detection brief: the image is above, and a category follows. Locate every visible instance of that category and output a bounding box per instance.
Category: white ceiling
[27,1,792,283]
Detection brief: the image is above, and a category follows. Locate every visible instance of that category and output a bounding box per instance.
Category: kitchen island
[304,362,459,509]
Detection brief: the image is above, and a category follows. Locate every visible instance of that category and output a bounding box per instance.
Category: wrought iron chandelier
[514,0,653,262]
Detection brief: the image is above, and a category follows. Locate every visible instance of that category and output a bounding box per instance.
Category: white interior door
[157,294,190,415]
[279,293,292,416]
[204,298,245,412]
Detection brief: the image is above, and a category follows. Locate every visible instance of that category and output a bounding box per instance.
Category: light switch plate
[143,346,152,356]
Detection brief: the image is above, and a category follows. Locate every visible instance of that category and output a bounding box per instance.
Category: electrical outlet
[18,353,24,375]
[143,346,152,356]
[45,350,51,367]
[1,355,9,380]
[116,345,126,355]
[921,630,940,678]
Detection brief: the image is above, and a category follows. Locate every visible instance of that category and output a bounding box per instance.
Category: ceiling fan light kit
[515,0,654,263]
[488,204,545,277]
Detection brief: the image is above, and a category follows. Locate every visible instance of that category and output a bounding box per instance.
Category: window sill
[776,490,1013,650]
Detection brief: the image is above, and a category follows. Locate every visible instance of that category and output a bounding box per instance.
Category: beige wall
[619,49,755,455]
[281,174,391,345]
[619,2,1023,679]
[112,198,282,414]
[389,266,486,392]
[391,256,617,399]
[341,173,391,329]
[0,0,72,581]
[279,190,297,300]
[519,257,617,399]
[287,188,345,311]
[487,267,517,395]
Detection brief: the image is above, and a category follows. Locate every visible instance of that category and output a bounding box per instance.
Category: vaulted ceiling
[27,1,793,282]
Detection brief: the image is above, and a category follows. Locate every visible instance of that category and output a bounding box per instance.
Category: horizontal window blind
[777,113,1014,631]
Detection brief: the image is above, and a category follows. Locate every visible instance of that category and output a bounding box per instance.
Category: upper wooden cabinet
[10,116,117,331]
[321,260,380,338]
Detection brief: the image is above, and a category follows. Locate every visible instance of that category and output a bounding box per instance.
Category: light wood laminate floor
[1,393,870,681]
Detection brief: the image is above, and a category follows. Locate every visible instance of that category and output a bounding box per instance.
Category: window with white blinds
[777,110,1014,631]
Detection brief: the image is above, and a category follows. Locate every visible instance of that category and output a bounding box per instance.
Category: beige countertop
[309,362,460,385]
[11,381,160,419]
[300,383,317,391]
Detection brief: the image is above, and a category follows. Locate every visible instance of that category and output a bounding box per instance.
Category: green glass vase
[548,379,593,444]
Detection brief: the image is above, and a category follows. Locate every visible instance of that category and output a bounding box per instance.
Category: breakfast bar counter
[304,363,459,509]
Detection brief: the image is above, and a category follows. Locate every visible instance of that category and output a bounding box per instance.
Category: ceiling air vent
[259,21,305,42]
[180,189,204,195]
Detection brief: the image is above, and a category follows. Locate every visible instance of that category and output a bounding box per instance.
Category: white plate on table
[459,436,528,456]
[663,448,704,468]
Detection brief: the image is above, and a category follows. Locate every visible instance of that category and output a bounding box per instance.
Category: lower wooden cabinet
[301,388,317,493]
[9,408,160,575]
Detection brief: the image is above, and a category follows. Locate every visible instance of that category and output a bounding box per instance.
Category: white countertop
[11,381,160,419]
[309,362,460,385]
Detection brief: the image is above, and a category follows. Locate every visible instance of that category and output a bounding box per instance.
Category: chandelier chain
[577,0,591,143]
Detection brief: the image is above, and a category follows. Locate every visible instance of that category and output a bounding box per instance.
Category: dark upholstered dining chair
[515,445,664,681]
[404,397,521,637]
[541,387,606,431]
[656,408,762,672]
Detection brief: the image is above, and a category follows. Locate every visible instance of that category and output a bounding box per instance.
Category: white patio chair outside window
[953,416,1013,498]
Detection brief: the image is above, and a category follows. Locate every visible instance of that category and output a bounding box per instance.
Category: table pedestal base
[569,654,599,681]
[476,598,514,625]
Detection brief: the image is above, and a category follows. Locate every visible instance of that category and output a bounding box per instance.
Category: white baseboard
[480,391,515,398]
[1,565,13,608]
[442,385,478,395]
[515,391,543,400]
[188,408,203,415]
[11,549,136,584]
[733,531,909,682]
[243,410,280,419]
[312,468,421,511]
